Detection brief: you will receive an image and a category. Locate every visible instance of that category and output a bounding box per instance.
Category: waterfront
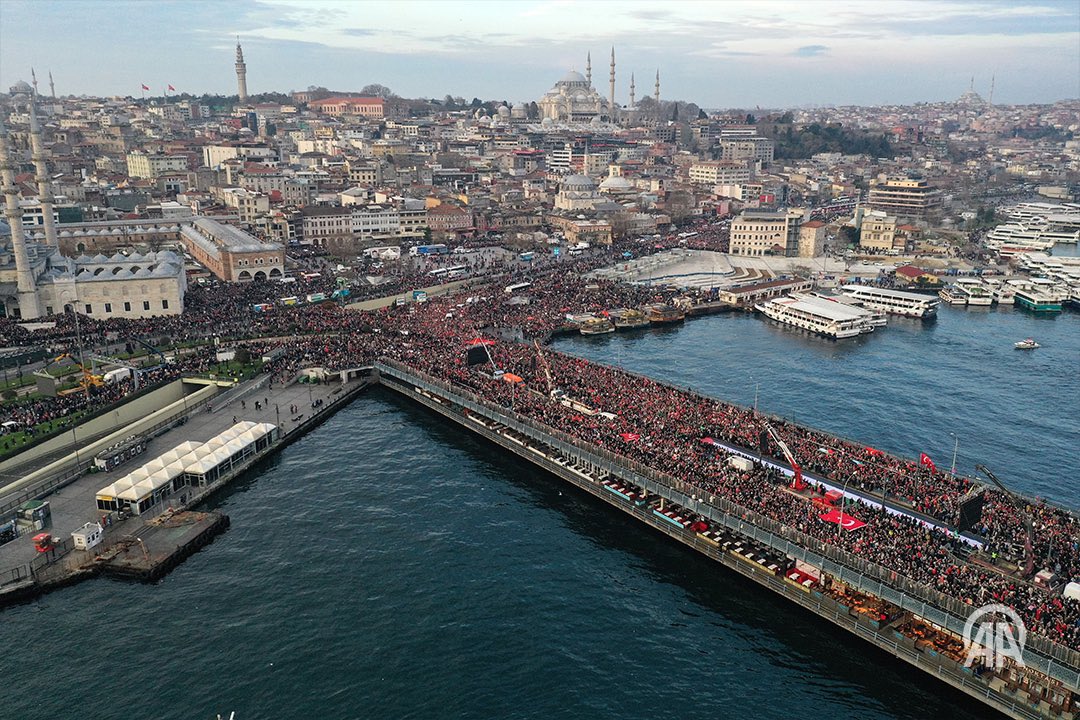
[5,306,1075,718]
[552,304,1080,506]
[3,393,988,720]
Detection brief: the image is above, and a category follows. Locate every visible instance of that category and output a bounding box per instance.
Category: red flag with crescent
[919,453,937,473]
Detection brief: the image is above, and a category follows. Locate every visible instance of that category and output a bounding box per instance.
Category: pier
[0,371,373,605]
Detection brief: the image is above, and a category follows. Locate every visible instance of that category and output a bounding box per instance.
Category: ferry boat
[938,285,967,306]
[579,317,615,336]
[644,304,686,325]
[608,308,650,330]
[839,285,939,319]
[811,291,887,327]
[1014,338,1040,350]
[983,278,1017,305]
[1014,288,1063,313]
[955,278,993,306]
[755,293,877,339]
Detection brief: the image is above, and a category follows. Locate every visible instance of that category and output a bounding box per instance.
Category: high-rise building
[867,178,942,223]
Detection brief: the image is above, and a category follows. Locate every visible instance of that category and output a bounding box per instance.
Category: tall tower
[49,71,55,99]
[0,118,40,318]
[235,39,249,103]
[629,73,636,109]
[31,68,38,95]
[28,94,59,248]
[989,75,995,105]
[654,69,660,103]
[608,47,616,120]
[586,52,592,86]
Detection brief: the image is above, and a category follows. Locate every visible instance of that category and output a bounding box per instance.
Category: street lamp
[950,432,960,479]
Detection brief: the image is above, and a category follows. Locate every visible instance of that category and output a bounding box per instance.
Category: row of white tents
[96,421,279,515]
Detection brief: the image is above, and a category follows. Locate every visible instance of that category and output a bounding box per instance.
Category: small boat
[1014,339,1040,350]
[579,317,615,336]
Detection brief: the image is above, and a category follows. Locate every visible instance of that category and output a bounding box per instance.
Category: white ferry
[955,278,993,306]
[840,285,940,319]
[812,291,887,327]
[938,285,968,306]
[756,293,877,339]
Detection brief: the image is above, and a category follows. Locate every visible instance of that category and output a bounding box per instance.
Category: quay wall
[374,359,1080,698]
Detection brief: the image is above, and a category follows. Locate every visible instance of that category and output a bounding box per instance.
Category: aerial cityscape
[0,1,1078,718]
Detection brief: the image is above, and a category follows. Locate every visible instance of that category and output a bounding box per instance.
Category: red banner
[819,509,867,531]
[619,432,641,442]
[920,453,937,473]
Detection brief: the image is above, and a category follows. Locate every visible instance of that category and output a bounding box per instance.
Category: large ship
[755,293,877,339]
[644,304,686,325]
[811,291,887,327]
[839,285,940,318]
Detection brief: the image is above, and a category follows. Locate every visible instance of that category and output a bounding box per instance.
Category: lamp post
[950,432,959,479]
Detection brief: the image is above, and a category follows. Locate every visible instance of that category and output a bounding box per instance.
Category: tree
[745,113,757,124]
[360,84,396,99]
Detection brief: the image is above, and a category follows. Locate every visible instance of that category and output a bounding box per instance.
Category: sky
[1,0,1078,107]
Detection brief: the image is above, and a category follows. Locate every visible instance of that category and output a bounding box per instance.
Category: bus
[504,281,532,294]
[428,264,467,278]
[519,251,535,262]
[306,292,327,303]
[299,271,321,280]
[251,303,274,313]
[409,244,449,256]
[280,296,300,306]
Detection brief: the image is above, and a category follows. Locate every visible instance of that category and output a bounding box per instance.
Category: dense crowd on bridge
[2,248,1078,653]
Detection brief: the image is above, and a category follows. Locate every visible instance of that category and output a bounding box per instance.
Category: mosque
[537,49,658,125]
[0,89,187,320]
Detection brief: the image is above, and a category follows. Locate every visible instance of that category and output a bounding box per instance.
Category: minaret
[654,69,660,103]
[0,118,40,318]
[629,73,636,109]
[235,38,248,103]
[608,47,616,120]
[49,71,55,99]
[31,68,38,95]
[989,75,995,105]
[586,52,592,86]
[28,93,59,249]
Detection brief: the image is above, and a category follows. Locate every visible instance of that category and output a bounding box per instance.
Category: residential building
[867,178,942,222]
[859,211,899,252]
[126,152,187,179]
[688,161,752,186]
[729,210,805,257]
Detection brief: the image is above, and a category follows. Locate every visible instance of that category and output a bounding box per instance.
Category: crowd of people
[2,248,1077,654]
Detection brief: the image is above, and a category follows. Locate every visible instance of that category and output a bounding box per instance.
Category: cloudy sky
[2,0,1077,107]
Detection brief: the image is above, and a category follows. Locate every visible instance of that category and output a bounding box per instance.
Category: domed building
[538,70,607,123]
[555,174,601,212]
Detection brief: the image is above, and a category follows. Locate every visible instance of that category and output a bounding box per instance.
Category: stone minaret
[654,69,660,103]
[31,68,38,95]
[608,47,616,120]
[235,39,248,102]
[29,94,59,248]
[0,118,40,318]
[586,52,592,86]
[49,70,55,98]
[629,73,636,109]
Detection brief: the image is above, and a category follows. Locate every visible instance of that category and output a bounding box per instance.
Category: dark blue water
[3,305,1076,720]
[553,304,1080,506]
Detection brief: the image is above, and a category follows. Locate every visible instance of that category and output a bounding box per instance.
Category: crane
[87,353,141,389]
[35,353,103,395]
[976,464,1035,578]
[760,416,807,491]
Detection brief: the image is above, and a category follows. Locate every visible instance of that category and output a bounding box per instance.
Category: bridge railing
[375,358,1080,690]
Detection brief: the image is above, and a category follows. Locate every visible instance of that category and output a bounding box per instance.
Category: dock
[0,372,373,605]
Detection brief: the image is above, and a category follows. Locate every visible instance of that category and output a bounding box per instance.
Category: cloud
[793,45,829,57]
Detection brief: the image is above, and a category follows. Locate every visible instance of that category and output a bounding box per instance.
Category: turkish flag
[168,84,176,91]
[920,453,937,473]
[141,84,150,91]
[819,509,867,531]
